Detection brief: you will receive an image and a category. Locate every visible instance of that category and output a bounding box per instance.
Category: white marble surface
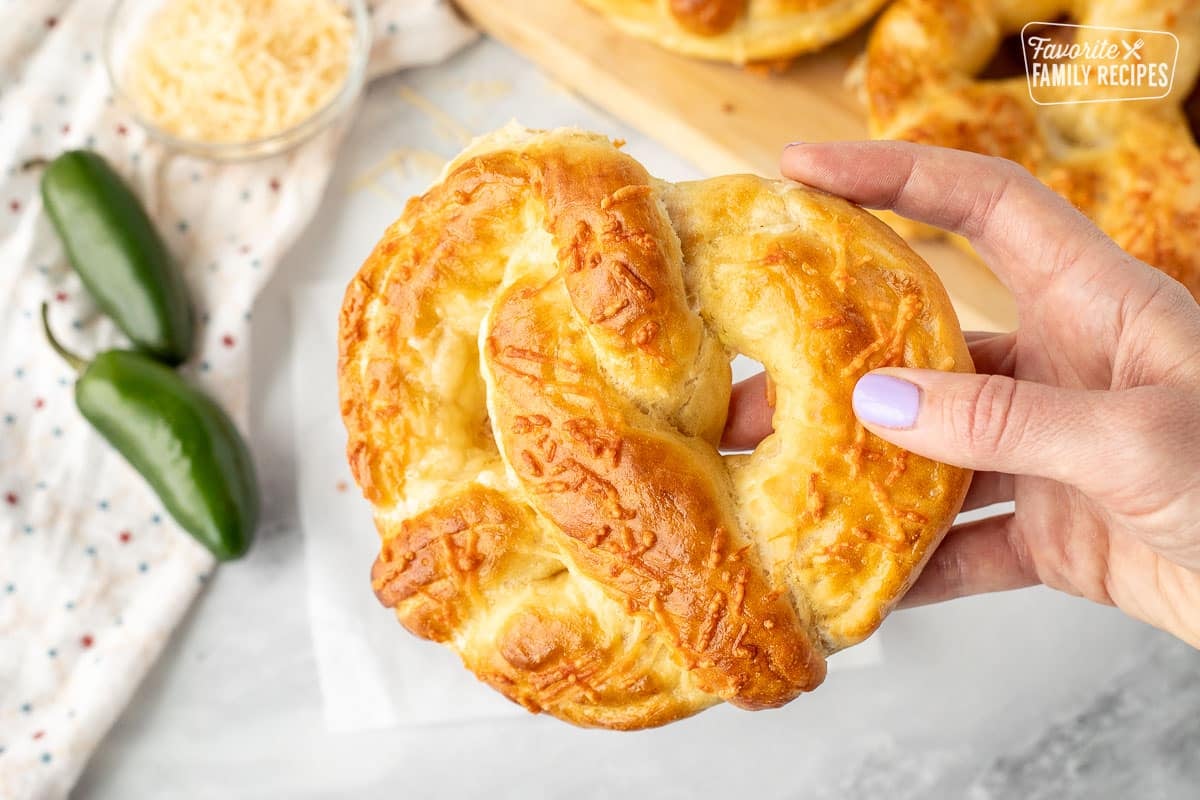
[73,38,1197,799]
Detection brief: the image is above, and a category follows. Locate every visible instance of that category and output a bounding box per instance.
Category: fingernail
[852,373,920,429]
[784,141,804,149]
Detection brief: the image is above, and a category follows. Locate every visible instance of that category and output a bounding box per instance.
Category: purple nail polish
[852,374,920,429]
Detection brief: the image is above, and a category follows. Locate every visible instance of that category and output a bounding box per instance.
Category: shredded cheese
[124,0,354,143]
[348,147,448,203]
[396,85,474,145]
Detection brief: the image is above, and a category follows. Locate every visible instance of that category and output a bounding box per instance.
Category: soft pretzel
[577,0,891,63]
[864,0,1200,298]
[338,125,972,729]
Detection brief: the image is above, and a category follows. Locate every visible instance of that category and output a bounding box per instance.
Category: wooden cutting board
[453,0,1019,332]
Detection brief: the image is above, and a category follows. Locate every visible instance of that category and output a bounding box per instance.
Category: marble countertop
[73,38,1199,799]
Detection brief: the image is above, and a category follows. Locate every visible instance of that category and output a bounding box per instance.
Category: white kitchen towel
[0,3,476,798]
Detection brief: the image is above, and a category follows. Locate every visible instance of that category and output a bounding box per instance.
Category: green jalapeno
[40,150,194,365]
[42,304,257,561]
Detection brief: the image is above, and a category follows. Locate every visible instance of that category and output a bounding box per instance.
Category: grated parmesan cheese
[123,0,354,143]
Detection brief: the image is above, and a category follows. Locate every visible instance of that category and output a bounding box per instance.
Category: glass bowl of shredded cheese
[104,0,370,160]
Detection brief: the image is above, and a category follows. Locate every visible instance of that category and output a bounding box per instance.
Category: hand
[723,141,1200,648]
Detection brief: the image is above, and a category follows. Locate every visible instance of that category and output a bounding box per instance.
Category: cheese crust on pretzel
[865,0,1200,298]
[338,125,972,729]
[577,0,891,63]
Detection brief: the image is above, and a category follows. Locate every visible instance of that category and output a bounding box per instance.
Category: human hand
[723,141,1200,648]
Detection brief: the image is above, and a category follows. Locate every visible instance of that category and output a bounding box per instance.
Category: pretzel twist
[865,0,1200,298]
[577,0,891,63]
[339,126,971,729]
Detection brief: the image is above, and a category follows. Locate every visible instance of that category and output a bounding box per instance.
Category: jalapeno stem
[41,302,88,374]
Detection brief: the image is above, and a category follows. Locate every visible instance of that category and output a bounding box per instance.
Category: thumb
[851,369,1100,484]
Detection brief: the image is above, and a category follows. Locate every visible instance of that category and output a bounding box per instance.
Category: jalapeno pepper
[40,151,194,365]
[42,304,257,561]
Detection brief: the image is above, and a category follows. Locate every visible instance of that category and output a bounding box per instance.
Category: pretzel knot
[577,0,892,63]
[865,0,1200,298]
[338,126,971,729]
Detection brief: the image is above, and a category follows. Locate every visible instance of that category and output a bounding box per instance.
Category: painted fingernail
[852,373,920,429]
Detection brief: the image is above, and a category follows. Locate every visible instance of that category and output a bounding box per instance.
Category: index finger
[780,141,1121,299]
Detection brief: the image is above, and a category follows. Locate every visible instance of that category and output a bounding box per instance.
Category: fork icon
[1123,38,1145,60]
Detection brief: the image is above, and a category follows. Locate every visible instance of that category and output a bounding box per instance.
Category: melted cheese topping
[124,0,354,143]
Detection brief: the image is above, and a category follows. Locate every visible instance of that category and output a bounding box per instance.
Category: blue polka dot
[4,583,14,593]
[3,414,15,425]
[36,264,49,275]
[64,601,74,610]
[84,135,96,148]
[199,361,211,372]
[197,573,210,584]
[30,123,41,136]
[52,427,63,437]
[114,616,123,627]
[83,51,94,63]
[84,545,96,557]
[14,367,24,378]
[0,745,5,755]
[208,262,219,273]
[57,376,70,386]
[177,220,189,233]
[55,94,66,106]
[47,648,57,658]
[40,752,51,764]
[138,562,149,573]
[35,481,46,490]
[22,525,32,535]
[191,172,202,183]
[19,703,31,713]
[240,190,251,202]
[250,258,261,269]
[131,152,141,165]
[387,21,399,35]
[151,514,162,524]
[21,309,31,320]
[71,320,82,330]
[243,311,252,322]
[97,499,109,510]
[201,312,210,323]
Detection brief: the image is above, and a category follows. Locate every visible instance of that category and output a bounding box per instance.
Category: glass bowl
[103,0,371,161]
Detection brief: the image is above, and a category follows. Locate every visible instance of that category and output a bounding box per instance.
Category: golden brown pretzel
[338,125,972,729]
[577,0,892,63]
[865,0,1200,298]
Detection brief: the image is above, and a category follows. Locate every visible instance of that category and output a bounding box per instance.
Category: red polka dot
[61,124,71,135]
[9,200,20,213]
[4,492,17,506]
[80,635,94,649]
[32,731,44,740]
[269,178,281,192]
[335,480,348,492]
[54,291,69,302]
[116,124,128,136]
[238,244,251,255]
[33,398,45,410]
[221,334,236,348]
[45,16,57,28]
[119,530,132,544]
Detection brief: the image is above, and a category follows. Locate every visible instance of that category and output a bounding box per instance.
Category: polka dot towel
[0,2,475,797]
